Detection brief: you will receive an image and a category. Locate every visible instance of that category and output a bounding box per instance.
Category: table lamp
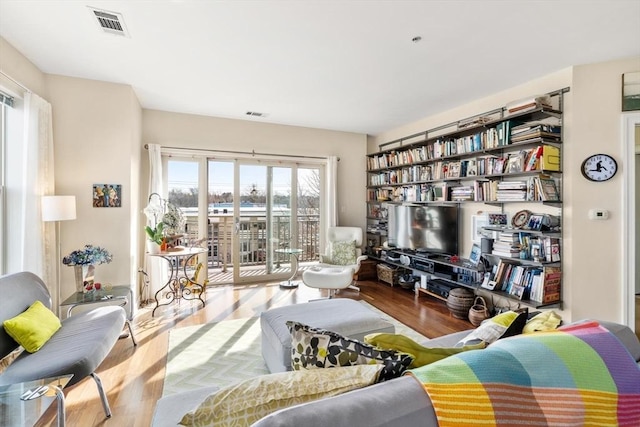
[42,195,77,316]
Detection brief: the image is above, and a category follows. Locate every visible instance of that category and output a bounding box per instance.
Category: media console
[370,249,483,301]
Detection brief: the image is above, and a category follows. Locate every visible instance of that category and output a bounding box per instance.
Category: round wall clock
[581,154,617,182]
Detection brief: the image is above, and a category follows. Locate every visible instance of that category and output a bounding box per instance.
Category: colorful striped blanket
[409,322,640,426]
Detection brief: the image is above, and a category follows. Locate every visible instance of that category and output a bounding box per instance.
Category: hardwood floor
[35,280,472,427]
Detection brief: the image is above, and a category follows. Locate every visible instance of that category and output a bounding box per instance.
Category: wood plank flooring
[35,279,472,427]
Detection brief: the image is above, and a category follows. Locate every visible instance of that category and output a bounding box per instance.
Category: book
[540,145,561,171]
[541,266,561,303]
[538,175,560,201]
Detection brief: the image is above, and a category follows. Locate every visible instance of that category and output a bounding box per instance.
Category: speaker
[481,238,494,254]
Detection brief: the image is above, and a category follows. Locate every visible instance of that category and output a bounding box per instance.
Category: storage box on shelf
[365,89,567,309]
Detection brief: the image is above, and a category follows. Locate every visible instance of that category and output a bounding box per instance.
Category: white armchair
[302,226,367,294]
[319,226,368,274]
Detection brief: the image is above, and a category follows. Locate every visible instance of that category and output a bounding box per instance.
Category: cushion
[0,347,24,374]
[329,240,356,265]
[287,321,413,382]
[179,364,381,427]
[456,310,527,347]
[523,310,562,334]
[364,333,485,368]
[3,301,61,353]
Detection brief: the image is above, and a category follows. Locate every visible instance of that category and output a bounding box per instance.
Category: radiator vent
[89,7,130,37]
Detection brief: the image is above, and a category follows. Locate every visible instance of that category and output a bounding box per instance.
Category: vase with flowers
[63,244,113,293]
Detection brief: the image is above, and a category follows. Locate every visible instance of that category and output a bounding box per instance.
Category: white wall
[141,109,367,229]
[569,57,640,323]
[45,75,142,301]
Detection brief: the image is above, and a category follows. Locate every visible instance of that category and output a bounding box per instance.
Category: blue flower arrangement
[63,245,113,266]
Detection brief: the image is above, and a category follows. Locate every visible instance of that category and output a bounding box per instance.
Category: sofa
[0,271,137,418]
[153,318,640,426]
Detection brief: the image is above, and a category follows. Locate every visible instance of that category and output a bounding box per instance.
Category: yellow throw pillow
[179,365,380,427]
[364,333,485,368]
[523,310,562,334]
[3,301,61,353]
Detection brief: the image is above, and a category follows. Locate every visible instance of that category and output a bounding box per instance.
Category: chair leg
[125,319,138,346]
[348,281,360,292]
[90,372,112,418]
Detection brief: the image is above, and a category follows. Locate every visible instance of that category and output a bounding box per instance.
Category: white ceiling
[1,1,639,135]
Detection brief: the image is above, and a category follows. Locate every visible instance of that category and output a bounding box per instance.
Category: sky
[167,159,316,196]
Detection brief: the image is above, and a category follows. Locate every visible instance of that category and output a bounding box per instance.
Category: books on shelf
[536,174,560,201]
[505,95,553,115]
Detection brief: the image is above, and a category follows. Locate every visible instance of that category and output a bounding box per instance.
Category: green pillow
[3,301,61,353]
[523,310,562,334]
[364,333,485,368]
[330,240,357,265]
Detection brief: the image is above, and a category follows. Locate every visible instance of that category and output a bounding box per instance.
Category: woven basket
[446,288,474,319]
[468,296,490,326]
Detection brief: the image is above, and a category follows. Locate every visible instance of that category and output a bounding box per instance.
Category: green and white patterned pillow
[180,365,380,426]
[329,240,356,265]
[287,321,414,382]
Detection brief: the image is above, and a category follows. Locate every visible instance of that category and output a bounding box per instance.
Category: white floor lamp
[42,195,77,317]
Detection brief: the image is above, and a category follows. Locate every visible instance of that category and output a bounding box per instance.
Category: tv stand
[372,248,482,301]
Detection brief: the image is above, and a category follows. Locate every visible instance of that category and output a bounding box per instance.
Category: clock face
[581,154,617,182]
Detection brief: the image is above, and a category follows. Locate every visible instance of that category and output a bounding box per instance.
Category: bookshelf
[366,88,568,308]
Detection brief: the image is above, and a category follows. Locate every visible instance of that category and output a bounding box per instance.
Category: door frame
[623,112,639,330]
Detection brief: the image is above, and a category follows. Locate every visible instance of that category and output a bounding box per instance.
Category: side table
[148,247,207,316]
[60,288,137,345]
[275,248,303,288]
[0,375,72,427]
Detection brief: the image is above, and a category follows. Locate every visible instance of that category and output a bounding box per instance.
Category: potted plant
[145,221,165,253]
[63,244,113,293]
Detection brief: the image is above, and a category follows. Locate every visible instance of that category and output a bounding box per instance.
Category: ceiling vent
[88,6,130,37]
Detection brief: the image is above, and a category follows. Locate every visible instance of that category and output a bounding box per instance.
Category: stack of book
[496,181,527,201]
[492,232,521,257]
[505,96,553,115]
[450,186,474,201]
[511,122,561,143]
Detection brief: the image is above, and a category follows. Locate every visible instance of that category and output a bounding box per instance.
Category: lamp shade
[42,195,77,222]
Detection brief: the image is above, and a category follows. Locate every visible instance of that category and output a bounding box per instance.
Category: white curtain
[7,92,56,300]
[144,144,168,300]
[326,156,338,227]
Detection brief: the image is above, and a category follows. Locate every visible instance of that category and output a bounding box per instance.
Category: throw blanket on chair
[408,322,640,426]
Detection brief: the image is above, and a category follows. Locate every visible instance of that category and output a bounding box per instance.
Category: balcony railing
[184,213,320,271]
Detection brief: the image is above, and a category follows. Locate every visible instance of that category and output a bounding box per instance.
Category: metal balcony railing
[184,213,320,271]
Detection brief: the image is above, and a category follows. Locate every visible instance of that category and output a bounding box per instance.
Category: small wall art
[93,184,122,208]
[622,71,640,111]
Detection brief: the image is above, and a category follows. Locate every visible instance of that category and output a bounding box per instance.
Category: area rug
[163,301,428,396]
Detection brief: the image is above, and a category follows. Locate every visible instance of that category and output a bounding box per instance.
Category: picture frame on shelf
[433,183,445,202]
[488,213,508,226]
[506,154,523,174]
[468,243,482,266]
[471,214,489,243]
[526,214,544,231]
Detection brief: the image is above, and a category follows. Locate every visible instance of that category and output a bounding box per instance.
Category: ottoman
[302,266,354,297]
[260,299,395,373]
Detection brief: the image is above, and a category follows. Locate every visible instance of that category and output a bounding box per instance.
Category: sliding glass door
[167,155,323,285]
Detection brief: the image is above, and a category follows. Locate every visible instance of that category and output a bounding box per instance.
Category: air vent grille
[88,7,129,37]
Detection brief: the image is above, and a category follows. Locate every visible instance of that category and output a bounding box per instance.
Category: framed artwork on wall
[622,71,640,111]
[93,184,122,208]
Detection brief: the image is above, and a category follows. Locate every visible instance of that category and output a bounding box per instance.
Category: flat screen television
[387,204,459,255]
